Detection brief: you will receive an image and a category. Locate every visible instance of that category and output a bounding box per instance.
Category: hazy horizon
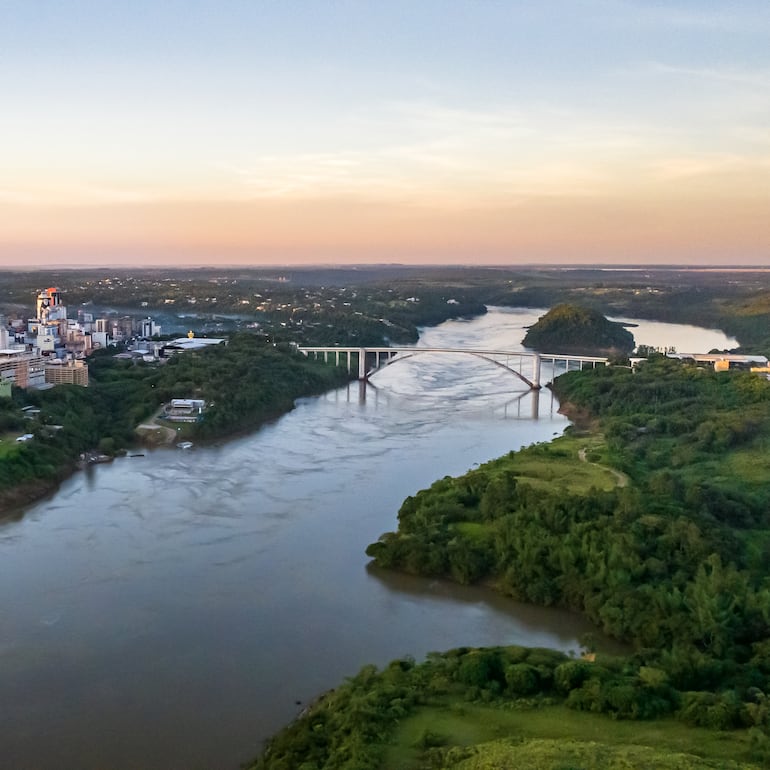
[2,1,769,268]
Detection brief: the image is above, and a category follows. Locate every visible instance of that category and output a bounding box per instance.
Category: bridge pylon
[358,348,367,380]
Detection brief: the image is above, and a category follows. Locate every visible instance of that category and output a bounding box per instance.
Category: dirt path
[578,446,629,488]
[135,407,178,446]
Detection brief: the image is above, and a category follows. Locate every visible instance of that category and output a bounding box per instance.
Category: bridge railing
[297,345,609,390]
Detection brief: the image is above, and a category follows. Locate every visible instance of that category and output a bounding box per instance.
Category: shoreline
[0,379,351,517]
[0,475,64,518]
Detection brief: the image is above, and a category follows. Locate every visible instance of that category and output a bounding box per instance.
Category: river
[0,308,736,770]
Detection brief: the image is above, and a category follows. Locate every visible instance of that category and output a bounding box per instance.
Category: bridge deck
[298,345,609,363]
[297,345,609,390]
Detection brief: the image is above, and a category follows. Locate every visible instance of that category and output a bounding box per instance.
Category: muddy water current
[0,308,736,769]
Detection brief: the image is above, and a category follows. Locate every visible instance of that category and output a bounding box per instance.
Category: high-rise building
[140,318,161,338]
[36,323,58,352]
[36,287,63,320]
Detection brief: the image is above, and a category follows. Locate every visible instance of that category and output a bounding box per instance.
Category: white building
[164,336,227,353]
[164,398,206,422]
[140,317,161,338]
[36,323,59,352]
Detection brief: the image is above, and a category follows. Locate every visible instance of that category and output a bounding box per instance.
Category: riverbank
[0,476,62,518]
[0,339,356,515]
[0,381,350,515]
[364,357,770,731]
[555,397,598,432]
[254,359,770,768]
[1,309,748,770]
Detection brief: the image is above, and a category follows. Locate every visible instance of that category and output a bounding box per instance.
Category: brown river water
[0,308,736,769]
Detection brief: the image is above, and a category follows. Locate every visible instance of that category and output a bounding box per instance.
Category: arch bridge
[297,345,609,389]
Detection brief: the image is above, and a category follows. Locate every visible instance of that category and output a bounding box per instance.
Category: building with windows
[44,359,89,387]
[36,287,64,321]
[140,317,162,338]
[0,349,46,389]
[164,398,206,422]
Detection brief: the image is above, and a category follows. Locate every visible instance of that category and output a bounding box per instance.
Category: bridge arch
[373,349,537,389]
[296,345,608,391]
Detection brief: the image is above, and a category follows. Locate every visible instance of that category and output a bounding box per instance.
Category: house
[164,398,206,422]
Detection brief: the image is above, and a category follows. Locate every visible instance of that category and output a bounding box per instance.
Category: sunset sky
[1,1,769,267]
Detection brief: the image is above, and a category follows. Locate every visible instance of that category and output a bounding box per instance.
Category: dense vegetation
[361,359,770,740]
[250,645,767,770]
[522,303,635,356]
[0,335,350,507]
[87,335,351,441]
[3,266,770,352]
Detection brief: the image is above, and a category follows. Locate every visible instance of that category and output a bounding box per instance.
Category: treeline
[0,335,351,498]
[258,291,487,347]
[366,358,770,719]
[490,283,770,355]
[5,266,770,352]
[0,386,92,491]
[250,645,770,769]
[0,268,489,348]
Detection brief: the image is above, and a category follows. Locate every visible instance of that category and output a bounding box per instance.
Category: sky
[1,0,769,267]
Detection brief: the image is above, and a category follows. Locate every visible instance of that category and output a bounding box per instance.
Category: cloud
[603,0,766,31]
[645,62,770,89]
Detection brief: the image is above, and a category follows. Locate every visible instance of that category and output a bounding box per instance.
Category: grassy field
[488,433,622,494]
[722,446,770,486]
[384,701,761,769]
[0,432,21,459]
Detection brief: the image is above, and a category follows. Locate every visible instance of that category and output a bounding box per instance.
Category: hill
[523,303,634,356]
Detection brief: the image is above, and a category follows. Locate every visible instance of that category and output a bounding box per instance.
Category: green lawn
[384,701,761,769]
[499,434,622,494]
[0,432,22,459]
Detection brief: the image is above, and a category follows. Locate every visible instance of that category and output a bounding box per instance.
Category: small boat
[176,441,194,450]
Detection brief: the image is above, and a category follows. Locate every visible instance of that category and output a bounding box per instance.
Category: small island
[523,303,634,357]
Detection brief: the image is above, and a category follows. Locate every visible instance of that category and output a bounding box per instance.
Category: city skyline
[1,0,769,267]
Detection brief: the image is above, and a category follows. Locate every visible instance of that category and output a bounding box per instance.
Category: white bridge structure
[297,346,609,389]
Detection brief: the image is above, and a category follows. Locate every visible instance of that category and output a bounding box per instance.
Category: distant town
[4,265,770,403]
[0,285,230,397]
